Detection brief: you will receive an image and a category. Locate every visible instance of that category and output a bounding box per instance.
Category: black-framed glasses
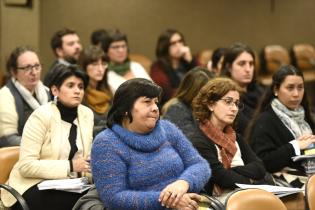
[219,97,244,110]
[17,63,42,72]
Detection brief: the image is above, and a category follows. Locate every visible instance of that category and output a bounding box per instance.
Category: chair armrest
[0,184,29,210]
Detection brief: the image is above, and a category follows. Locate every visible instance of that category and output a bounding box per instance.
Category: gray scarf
[271,98,312,138]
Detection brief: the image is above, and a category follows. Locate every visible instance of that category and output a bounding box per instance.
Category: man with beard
[43,28,82,86]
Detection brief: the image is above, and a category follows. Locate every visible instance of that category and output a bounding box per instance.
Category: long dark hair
[221,42,257,90]
[246,65,314,142]
[155,29,186,63]
[154,29,187,88]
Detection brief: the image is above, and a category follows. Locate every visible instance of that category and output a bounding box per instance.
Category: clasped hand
[159,180,201,210]
[72,155,91,173]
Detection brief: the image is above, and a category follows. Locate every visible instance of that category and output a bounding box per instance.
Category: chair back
[291,43,315,71]
[306,175,315,210]
[263,45,291,75]
[129,53,152,74]
[0,147,19,184]
[225,189,287,210]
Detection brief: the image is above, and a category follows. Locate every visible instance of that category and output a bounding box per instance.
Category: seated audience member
[0,46,49,147]
[1,65,94,210]
[162,67,214,136]
[90,29,109,49]
[101,29,151,93]
[193,49,213,68]
[248,65,315,188]
[210,47,226,76]
[191,78,266,199]
[150,29,194,105]
[44,28,82,86]
[91,78,211,210]
[79,45,112,136]
[221,43,266,135]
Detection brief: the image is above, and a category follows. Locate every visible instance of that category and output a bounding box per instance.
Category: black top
[190,128,265,194]
[236,83,266,135]
[57,102,78,160]
[249,105,304,173]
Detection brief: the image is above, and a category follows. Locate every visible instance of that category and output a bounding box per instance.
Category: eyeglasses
[219,97,244,110]
[17,63,41,72]
[109,44,128,50]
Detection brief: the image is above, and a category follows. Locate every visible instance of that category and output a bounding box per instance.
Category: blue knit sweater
[91,120,211,210]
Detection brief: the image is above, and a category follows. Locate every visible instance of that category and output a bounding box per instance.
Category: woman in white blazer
[1,64,94,210]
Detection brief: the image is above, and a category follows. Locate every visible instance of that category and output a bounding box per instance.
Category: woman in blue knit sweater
[91,78,211,210]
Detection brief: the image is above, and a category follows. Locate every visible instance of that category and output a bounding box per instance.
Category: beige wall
[1,0,315,77]
[0,0,40,74]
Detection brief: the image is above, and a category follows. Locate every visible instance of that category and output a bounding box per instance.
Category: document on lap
[37,177,92,193]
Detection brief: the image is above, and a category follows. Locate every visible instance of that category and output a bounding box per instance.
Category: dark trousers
[12,184,86,210]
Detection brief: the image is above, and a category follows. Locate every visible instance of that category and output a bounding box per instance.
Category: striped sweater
[91,120,211,210]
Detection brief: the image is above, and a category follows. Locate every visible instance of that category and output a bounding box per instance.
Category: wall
[0,0,40,75]
[1,0,315,76]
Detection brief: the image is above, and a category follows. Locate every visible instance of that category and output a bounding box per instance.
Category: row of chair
[0,146,315,210]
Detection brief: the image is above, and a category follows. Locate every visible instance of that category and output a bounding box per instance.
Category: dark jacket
[190,128,266,195]
[249,105,304,173]
[163,101,265,195]
[236,83,266,135]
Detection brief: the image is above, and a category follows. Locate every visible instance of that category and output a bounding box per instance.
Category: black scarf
[57,102,78,160]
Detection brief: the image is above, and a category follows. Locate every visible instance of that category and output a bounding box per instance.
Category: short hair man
[43,28,82,86]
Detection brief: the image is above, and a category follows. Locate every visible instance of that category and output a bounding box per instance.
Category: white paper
[38,177,91,193]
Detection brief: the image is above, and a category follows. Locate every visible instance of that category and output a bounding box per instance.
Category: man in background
[43,28,82,86]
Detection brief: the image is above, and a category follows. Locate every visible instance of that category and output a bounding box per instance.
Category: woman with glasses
[79,46,112,136]
[221,43,266,136]
[101,29,151,93]
[248,65,315,188]
[0,46,49,147]
[150,29,194,105]
[191,77,267,200]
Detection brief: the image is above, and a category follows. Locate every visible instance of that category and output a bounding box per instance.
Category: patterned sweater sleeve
[163,120,211,192]
[91,131,165,210]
